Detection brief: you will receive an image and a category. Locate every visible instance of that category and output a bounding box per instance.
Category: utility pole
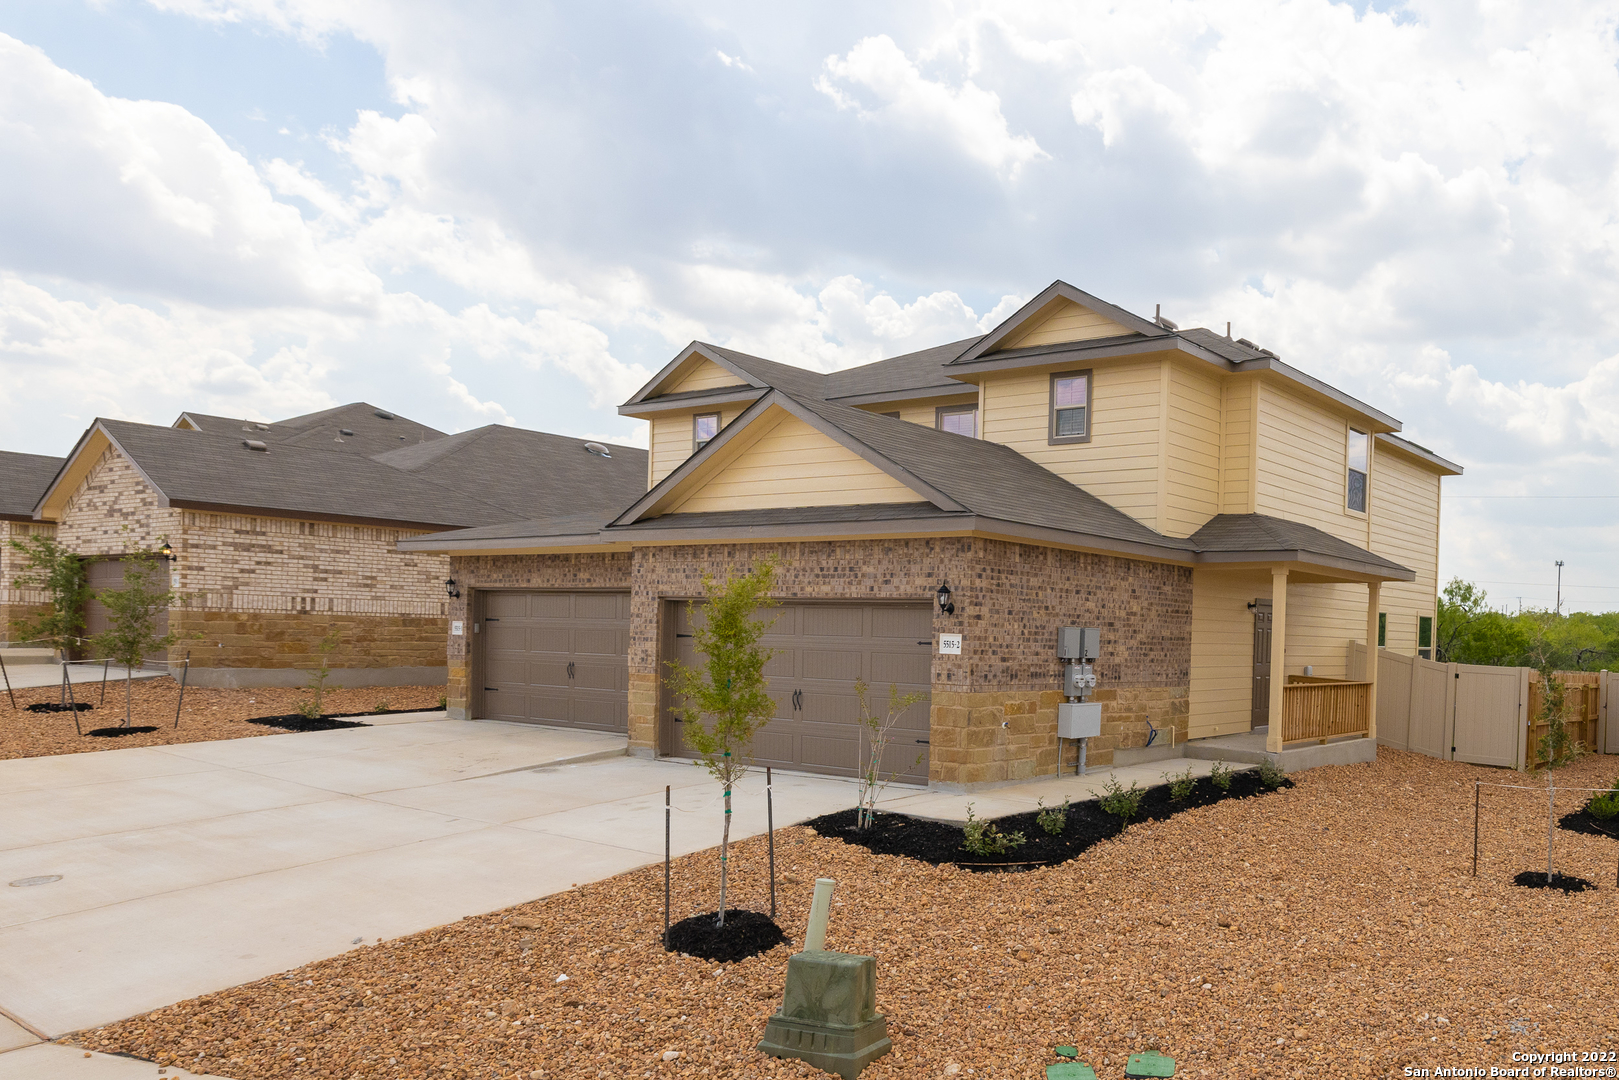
[1555,560,1565,615]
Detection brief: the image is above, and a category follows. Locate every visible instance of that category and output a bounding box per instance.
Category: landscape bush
[962,803,1026,855]
[1099,775,1145,820]
[1035,797,1069,835]
[1209,759,1233,791]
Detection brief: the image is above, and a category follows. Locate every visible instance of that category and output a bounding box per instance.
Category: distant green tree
[665,559,779,929]
[1436,578,1489,663]
[89,550,182,727]
[6,534,88,655]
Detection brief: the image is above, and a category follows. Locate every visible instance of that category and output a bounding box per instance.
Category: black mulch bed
[665,909,788,962]
[1558,808,1619,840]
[86,726,160,737]
[1512,870,1596,893]
[807,769,1291,871]
[243,711,377,732]
[25,702,94,713]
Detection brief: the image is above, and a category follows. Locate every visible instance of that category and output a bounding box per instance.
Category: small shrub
[1167,765,1197,801]
[1587,781,1619,821]
[1099,775,1145,820]
[294,699,321,720]
[962,803,1027,856]
[1258,757,1287,789]
[437,694,448,709]
[1209,760,1233,791]
[1035,797,1069,836]
[373,699,392,713]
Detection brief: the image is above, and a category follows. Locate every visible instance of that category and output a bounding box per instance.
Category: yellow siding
[996,298,1131,351]
[1189,567,1268,739]
[670,414,920,513]
[670,358,748,393]
[1284,582,1371,679]
[1370,447,1442,655]
[980,360,1164,529]
[1253,382,1368,547]
[1162,363,1222,538]
[856,399,976,428]
[648,408,744,486]
[1220,379,1256,514]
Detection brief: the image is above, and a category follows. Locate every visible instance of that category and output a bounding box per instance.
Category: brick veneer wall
[446,537,1192,784]
[0,520,55,645]
[52,446,451,675]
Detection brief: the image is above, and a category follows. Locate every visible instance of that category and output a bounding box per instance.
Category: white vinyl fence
[1348,643,1612,770]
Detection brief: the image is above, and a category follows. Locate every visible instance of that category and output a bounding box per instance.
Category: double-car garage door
[669,602,932,784]
[476,591,931,783]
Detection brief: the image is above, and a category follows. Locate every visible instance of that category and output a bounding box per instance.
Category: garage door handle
[567,662,575,679]
[485,617,500,622]
[915,739,930,745]
[676,633,694,638]
[791,689,802,711]
[484,687,498,692]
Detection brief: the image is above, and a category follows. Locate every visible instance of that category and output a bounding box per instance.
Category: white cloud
[714,50,753,73]
[816,34,1049,176]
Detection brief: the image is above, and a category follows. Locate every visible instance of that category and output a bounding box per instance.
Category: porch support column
[1365,580,1381,742]
[1267,567,1288,754]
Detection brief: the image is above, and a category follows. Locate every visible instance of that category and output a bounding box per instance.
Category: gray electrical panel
[1057,626,1100,661]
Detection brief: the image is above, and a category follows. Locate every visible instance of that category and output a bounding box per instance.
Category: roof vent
[584,442,612,458]
[1236,337,1258,349]
[243,439,269,452]
[374,410,395,420]
[255,423,270,431]
[340,428,355,437]
[1153,304,1178,331]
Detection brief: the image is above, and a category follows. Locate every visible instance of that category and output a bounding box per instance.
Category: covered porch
[1184,513,1419,762]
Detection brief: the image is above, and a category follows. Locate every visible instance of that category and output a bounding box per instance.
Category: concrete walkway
[0,660,168,692]
[0,713,874,1053]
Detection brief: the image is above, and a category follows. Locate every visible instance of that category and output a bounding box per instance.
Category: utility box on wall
[1057,626,1100,662]
[1057,702,1102,739]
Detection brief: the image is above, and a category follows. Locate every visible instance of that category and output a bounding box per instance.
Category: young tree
[6,534,88,657]
[89,550,182,727]
[296,627,342,719]
[852,679,925,831]
[665,559,779,929]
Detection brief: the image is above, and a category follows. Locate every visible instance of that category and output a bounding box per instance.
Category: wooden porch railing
[1282,679,1372,745]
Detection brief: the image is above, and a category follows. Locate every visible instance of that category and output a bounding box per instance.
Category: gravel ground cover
[1,678,446,760]
[69,748,1619,1079]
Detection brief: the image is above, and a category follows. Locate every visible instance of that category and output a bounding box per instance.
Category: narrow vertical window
[1377,612,1386,647]
[693,413,720,451]
[1346,428,1369,512]
[1049,371,1093,444]
[1418,616,1433,660]
[936,405,977,438]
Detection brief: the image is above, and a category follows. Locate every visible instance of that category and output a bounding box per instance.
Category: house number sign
[451,621,464,636]
[938,633,962,655]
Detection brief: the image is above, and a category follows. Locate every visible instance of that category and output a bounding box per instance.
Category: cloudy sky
[1,1,1616,611]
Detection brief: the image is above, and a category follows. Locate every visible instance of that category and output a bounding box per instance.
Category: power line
[1444,494,1619,499]
[1463,578,1619,592]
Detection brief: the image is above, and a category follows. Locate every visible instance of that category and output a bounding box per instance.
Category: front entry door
[1251,600,1272,730]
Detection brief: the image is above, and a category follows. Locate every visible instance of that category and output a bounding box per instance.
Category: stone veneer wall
[52,446,451,676]
[0,520,56,645]
[446,537,1192,784]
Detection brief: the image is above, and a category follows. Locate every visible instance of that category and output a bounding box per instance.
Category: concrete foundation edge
[180,666,448,690]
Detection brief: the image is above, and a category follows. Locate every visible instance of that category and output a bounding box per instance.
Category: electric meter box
[1057,702,1102,740]
[1063,663,1096,697]
[1057,626,1100,661]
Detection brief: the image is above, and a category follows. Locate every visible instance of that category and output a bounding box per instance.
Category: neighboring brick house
[27,405,645,687]
[404,281,1463,788]
[0,451,65,644]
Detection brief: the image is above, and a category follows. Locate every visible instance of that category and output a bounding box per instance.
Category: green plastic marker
[1123,1050,1176,1078]
[1046,1063,1098,1080]
[1054,1046,1078,1059]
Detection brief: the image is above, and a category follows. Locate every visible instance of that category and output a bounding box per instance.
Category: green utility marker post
[1054,1046,1078,1059]
[1046,1064,1098,1080]
[1123,1050,1176,1077]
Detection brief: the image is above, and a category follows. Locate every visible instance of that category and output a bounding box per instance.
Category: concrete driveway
[0,713,872,1051]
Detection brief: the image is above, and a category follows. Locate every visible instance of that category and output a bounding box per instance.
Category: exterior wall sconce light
[936,583,954,615]
[445,578,460,599]
[156,541,175,562]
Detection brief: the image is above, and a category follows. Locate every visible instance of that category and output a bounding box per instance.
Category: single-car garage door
[479,591,630,731]
[85,557,169,665]
[668,602,931,783]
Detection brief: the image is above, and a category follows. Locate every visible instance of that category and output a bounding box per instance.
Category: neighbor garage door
[85,556,169,664]
[479,591,631,731]
[669,602,931,783]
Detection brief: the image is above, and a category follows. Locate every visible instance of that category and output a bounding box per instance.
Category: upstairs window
[1418,616,1433,660]
[1049,370,1092,444]
[1346,428,1369,512]
[693,412,720,451]
[936,404,977,438]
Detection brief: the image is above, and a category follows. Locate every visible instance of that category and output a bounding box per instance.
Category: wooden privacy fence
[1349,642,1613,770]
[1281,678,1371,744]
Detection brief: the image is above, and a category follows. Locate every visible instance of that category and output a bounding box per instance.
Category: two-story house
[401,281,1461,785]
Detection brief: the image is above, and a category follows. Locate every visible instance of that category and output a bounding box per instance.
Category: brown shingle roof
[0,451,65,522]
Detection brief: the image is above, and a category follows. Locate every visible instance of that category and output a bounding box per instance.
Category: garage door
[479,591,631,731]
[85,557,169,664]
[669,602,931,783]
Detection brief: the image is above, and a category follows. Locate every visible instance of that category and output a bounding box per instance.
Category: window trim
[693,411,721,451]
[879,410,901,420]
[1345,426,1369,516]
[1048,369,1094,445]
[935,403,978,438]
